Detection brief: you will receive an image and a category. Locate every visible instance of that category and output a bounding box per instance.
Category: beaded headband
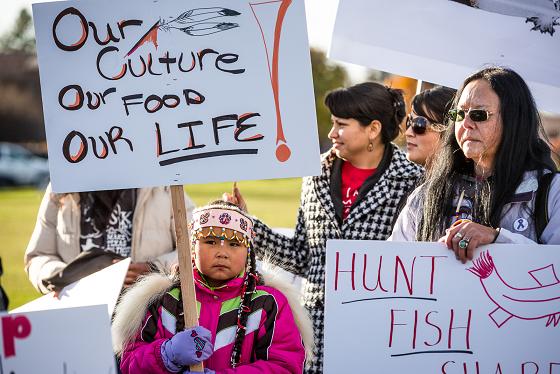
[190,206,255,247]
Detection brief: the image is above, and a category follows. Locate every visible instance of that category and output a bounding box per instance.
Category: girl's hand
[161,326,214,371]
[438,219,499,264]
[222,182,248,213]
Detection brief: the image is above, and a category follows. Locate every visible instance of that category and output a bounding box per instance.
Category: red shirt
[341,161,376,220]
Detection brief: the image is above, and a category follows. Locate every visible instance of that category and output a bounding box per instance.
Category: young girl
[112,201,313,373]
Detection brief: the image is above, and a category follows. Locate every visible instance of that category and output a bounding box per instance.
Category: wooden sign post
[170,185,203,372]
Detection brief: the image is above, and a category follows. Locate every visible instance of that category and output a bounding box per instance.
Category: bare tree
[0,8,36,53]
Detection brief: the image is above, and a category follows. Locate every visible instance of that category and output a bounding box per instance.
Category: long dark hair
[230,239,261,367]
[417,67,555,241]
[412,86,456,126]
[324,82,406,144]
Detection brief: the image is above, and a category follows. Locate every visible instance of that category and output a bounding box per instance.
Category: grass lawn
[0,178,301,310]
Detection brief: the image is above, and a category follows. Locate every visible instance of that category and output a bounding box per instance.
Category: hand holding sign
[161,326,214,372]
[222,182,248,213]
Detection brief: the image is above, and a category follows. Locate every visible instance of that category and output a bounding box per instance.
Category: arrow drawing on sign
[469,251,560,328]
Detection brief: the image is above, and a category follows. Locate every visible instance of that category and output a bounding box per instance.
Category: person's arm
[24,184,67,293]
[215,289,305,374]
[535,174,560,244]
[441,175,560,263]
[120,333,170,374]
[253,207,310,277]
[498,173,560,245]
[120,308,212,374]
[119,303,180,374]
[224,183,311,277]
[493,228,539,244]
[388,187,422,242]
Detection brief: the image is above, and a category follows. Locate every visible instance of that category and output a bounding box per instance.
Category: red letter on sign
[2,315,32,357]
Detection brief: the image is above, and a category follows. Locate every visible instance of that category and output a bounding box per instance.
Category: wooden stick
[170,185,204,373]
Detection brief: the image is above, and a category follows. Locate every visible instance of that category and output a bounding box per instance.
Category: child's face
[194,230,248,287]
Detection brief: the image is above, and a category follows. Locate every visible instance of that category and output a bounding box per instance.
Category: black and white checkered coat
[253,144,423,373]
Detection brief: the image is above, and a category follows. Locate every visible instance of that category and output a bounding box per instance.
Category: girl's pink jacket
[114,270,309,374]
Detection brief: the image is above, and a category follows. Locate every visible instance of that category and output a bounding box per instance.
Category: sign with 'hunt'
[324,240,560,373]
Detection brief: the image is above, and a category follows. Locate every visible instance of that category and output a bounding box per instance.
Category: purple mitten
[160,326,213,372]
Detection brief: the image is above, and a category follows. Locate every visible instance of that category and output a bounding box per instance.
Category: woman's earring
[367,142,374,152]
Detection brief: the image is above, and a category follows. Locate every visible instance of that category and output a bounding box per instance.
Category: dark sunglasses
[406,115,442,135]
[448,108,493,122]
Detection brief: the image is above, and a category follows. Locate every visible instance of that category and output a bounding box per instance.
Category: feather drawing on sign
[450,0,560,36]
[469,251,560,328]
[126,7,241,56]
[159,7,241,36]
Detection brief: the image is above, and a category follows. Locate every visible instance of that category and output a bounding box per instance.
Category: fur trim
[260,261,315,362]
[111,272,173,355]
[111,265,315,362]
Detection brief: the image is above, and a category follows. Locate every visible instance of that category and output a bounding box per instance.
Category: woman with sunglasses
[405,86,456,167]
[224,81,423,373]
[391,66,560,261]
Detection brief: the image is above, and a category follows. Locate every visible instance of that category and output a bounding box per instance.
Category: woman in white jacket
[391,67,560,261]
[24,185,195,293]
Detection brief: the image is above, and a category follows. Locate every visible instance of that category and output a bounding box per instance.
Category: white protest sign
[12,258,130,316]
[32,0,319,192]
[329,0,560,113]
[0,305,116,373]
[324,240,560,373]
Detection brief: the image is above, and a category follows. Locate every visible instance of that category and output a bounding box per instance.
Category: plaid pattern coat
[253,144,423,373]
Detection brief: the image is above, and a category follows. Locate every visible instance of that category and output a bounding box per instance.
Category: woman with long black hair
[391,67,560,261]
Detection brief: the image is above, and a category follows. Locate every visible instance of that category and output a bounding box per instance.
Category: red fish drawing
[469,251,560,327]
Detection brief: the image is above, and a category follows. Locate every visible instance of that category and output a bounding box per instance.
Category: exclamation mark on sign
[250,0,292,162]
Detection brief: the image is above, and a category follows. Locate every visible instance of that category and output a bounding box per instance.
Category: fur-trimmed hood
[112,262,315,362]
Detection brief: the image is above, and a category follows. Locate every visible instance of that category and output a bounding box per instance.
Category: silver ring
[455,232,464,239]
[458,239,469,249]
